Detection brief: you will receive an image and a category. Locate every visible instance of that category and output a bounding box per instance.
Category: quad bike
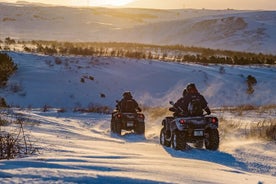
[160,101,219,150]
[111,109,145,136]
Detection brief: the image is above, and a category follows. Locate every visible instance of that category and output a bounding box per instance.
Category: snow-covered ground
[0,107,275,183]
[0,51,276,183]
[0,2,276,54]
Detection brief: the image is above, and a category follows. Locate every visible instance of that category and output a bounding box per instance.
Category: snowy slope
[1,2,276,53]
[1,52,276,109]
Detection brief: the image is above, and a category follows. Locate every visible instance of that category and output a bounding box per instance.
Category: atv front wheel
[135,122,145,135]
[205,128,219,150]
[160,127,171,147]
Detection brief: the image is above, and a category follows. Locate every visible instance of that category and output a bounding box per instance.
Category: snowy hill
[0,2,276,54]
[1,52,276,109]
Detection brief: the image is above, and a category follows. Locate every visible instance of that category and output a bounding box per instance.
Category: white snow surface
[0,51,276,183]
[0,2,276,54]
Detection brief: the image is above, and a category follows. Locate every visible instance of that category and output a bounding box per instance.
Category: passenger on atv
[116,91,142,113]
[174,83,211,117]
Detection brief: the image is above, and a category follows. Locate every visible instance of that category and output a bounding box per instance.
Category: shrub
[0,97,8,108]
[74,104,112,114]
[0,52,17,87]
[4,37,16,45]
[0,117,37,160]
[246,75,257,94]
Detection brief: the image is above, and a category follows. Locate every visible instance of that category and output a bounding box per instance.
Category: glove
[205,107,211,115]
[137,107,142,112]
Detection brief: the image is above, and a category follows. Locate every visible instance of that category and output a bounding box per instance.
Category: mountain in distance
[0,2,275,54]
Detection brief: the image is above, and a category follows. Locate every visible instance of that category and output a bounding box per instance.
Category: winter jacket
[117,97,141,113]
[174,93,210,116]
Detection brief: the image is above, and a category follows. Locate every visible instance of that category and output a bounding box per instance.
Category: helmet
[182,88,187,97]
[186,83,198,93]
[123,91,132,99]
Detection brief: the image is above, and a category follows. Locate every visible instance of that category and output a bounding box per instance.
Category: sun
[88,0,135,7]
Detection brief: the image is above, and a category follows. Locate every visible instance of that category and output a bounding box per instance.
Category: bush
[246,75,257,94]
[74,104,112,114]
[0,52,17,87]
[0,117,37,160]
[0,97,8,108]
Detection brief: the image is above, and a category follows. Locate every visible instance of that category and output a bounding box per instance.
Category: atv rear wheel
[115,122,122,135]
[172,131,186,150]
[135,122,145,135]
[205,128,219,150]
[110,120,115,133]
[160,127,171,147]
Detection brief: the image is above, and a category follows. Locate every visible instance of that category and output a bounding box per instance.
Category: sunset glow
[0,0,276,10]
[88,0,135,7]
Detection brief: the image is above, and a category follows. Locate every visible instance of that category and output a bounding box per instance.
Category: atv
[160,101,219,150]
[111,110,145,136]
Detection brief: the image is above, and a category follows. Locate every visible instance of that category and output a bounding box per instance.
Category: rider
[116,91,142,113]
[180,83,211,116]
[171,88,189,117]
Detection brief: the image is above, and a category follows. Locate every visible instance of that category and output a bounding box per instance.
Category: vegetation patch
[0,52,17,87]
[73,104,112,114]
[1,38,276,65]
[0,114,37,160]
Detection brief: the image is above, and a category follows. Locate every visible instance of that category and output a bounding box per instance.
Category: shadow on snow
[163,146,248,173]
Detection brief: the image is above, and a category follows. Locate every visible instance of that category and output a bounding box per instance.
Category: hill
[0,2,276,54]
[1,52,276,109]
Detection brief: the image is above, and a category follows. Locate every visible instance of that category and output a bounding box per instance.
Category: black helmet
[123,91,132,99]
[186,83,197,93]
[182,88,187,97]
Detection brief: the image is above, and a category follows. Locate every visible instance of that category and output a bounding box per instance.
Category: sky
[0,0,276,10]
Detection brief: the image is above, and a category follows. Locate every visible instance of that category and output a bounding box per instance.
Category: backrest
[188,97,203,116]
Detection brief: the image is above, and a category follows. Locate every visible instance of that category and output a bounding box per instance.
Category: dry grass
[217,104,276,141]
[246,119,276,141]
[143,106,170,119]
[214,104,276,116]
[0,117,37,160]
